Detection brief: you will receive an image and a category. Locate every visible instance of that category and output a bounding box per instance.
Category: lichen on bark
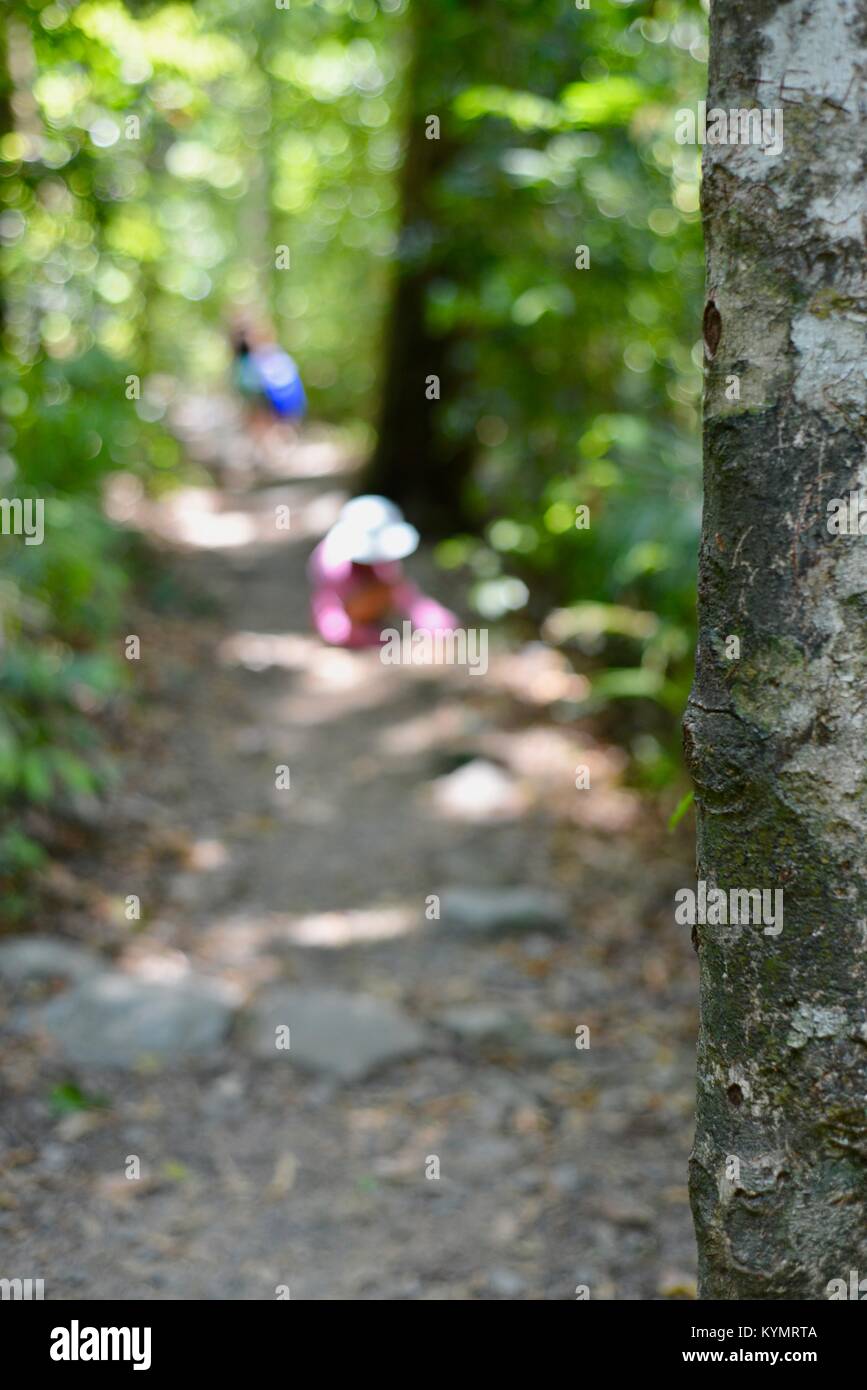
[686,0,867,1299]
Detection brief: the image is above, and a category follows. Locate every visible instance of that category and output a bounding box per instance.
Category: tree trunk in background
[363,9,476,533]
[685,0,867,1299]
[0,25,10,341]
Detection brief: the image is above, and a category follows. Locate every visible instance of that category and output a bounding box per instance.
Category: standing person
[230,318,306,441]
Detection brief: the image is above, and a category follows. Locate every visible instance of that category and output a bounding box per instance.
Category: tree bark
[685,0,867,1299]
[363,7,477,533]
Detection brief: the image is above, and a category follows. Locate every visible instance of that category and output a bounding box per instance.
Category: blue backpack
[251,346,307,419]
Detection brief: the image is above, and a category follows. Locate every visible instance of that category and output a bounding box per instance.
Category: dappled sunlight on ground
[218,631,323,672]
[484,645,591,707]
[252,905,419,950]
[3,416,699,1301]
[424,758,531,823]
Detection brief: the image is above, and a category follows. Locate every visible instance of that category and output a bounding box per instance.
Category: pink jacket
[308,541,458,648]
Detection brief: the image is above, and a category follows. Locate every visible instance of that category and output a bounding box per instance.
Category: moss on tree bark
[686,0,867,1299]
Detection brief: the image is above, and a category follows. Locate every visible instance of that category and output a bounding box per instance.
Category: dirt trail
[1,408,698,1300]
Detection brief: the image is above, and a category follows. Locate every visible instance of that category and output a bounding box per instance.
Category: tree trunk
[0,24,10,342]
[685,0,867,1299]
[363,9,476,533]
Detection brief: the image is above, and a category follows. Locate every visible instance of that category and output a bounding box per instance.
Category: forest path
[2,406,698,1300]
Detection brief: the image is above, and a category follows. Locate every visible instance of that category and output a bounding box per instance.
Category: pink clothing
[308,541,458,648]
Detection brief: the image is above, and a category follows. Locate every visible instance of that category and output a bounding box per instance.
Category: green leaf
[48,1082,109,1115]
[668,790,695,831]
[51,748,99,796]
[559,77,647,127]
[21,750,54,803]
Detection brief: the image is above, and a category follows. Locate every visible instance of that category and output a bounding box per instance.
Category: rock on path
[0,935,105,991]
[437,887,570,938]
[241,986,427,1082]
[18,973,236,1069]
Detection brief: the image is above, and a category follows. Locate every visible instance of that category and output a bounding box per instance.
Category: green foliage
[1,0,705,900]
[668,789,695,831]
[407,0,706,739]
[48,1081,109,1114]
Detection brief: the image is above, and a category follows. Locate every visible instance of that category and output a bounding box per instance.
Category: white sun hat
[323,495,420,564]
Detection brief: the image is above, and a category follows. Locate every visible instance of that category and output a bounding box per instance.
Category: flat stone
[438,887,569,938]
[0,936,105,989]
[550,1163,583,1194]
[19,973,234,1068]
[242,987,426,1082]
[487,1268,528,1298]
[523,1033,568,1061]
[436,1004,525,1046]
[458,1136,524,1177]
